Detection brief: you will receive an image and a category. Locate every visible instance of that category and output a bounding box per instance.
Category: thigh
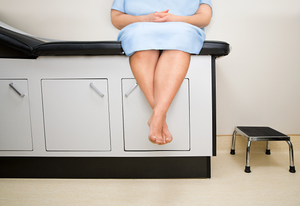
[129,50,160,70]
[156,50,191,77]
[129,50,161,106]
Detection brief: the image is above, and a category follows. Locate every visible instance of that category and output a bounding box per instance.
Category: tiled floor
[0,135,299,206]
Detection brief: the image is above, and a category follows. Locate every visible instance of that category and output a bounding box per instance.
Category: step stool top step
[236,126,290,141]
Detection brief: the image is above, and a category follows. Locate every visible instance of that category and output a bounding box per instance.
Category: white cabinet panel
[41,79,111,151]
[122,79,190,151]
[0,79,33,151]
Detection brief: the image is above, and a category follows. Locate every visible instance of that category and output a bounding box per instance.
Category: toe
[155,138,166,145]
[165,136,173,143]
[149,136,156,144]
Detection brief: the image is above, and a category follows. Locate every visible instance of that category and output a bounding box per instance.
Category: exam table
[0,23,230,178]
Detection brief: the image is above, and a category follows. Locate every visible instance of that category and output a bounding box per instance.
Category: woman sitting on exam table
[111,0,212,145]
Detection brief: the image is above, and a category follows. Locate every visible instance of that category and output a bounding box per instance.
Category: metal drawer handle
[125,82,138,97]
[9,82,25,97]
[90,82,104,97]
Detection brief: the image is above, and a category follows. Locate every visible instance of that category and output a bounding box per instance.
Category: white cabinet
[41,79,111,151]
[122,78,190,151]
[0,55,214,158]
[0,79,33,151]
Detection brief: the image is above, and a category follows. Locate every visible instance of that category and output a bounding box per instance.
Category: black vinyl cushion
[0,26,230,58]
[200,40,230,57]
[33,41,124,56]
[0,26,43,56]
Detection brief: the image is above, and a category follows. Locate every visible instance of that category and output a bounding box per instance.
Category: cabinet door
[41,79,111,151]
[122,79,190,151]
[0,79,33,151]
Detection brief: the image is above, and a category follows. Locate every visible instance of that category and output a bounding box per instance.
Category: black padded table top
[33,41,124,56]
[0,25,230,59]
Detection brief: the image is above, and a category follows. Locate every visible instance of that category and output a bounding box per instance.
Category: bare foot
[148,113,165,145]
[148,113,172,145]
[163,122,173,143]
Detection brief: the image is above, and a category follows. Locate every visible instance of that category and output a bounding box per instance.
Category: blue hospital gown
[111,0,212,56]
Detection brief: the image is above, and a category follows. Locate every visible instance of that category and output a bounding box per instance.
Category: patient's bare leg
[129,50,190,145]
[149,50,190,144]
[129,50,166,144]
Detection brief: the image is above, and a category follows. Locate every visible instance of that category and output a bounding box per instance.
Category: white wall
[0,0,299,135]
[207,0,300,135]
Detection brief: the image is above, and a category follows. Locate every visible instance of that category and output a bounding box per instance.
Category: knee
[132,50,159,58]
[130,50,160,64]
[161,50,190,59]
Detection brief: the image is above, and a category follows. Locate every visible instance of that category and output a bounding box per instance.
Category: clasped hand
[143,9,177,22]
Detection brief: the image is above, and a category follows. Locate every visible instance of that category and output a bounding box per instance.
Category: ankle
[153,109,167,118]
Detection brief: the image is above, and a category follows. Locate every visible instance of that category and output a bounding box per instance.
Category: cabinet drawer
[122,79,190,151]
[41,79,111,151]
[0,79,33,151]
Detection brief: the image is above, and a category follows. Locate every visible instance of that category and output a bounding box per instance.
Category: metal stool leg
[245,140,251,173]
[287,141,296,173]
[230,130,237,155]
[266,141,271,155]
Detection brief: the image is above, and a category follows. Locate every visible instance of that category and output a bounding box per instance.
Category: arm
[154,4,212,28]
[111,9,169,30]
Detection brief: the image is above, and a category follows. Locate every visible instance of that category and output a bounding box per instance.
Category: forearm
[111,9,170,30]
[111,10,143,30]
[174,14,211,28]
[154,4,212,29]
[178,4,212,28]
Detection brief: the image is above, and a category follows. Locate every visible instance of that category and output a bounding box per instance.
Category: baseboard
[0,156,211,179]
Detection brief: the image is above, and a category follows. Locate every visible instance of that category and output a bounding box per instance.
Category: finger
[155,11,167,16]
[157,9,169,14]
[155,16,168,22]
[154,13,168,20]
